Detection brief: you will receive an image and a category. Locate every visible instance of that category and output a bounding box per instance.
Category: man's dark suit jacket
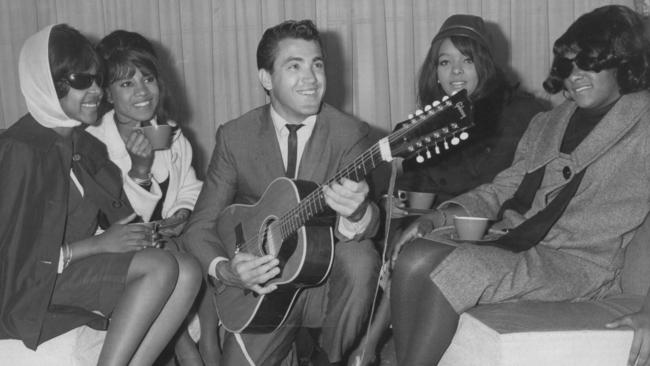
[182,103,379,273]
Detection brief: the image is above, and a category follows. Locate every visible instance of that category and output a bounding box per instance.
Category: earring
[562,89,573,101]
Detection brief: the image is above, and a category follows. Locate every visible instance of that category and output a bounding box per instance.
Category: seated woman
[349,14,546,366]
[0,24,201,366]
[390,5,650,365]
[85,30,211,365]
[396,13,548,211]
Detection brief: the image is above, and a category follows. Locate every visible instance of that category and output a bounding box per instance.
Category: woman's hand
[607,307,650,366]
[94,213,157,253]
[158,208,191,237]
[125,129,154,178]
[390,212,437,266]
[380,194,409,219]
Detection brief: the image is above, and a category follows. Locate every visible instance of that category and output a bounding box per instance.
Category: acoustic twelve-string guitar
[214,90,474,333]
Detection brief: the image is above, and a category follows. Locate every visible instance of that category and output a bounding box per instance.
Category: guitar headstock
[388,89,474,162]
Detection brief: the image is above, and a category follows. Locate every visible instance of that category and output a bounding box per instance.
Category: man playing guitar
[181,19,380,366]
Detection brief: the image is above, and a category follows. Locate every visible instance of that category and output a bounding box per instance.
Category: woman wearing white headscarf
[0,24,201,366]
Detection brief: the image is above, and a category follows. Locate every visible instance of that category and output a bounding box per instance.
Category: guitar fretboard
[277,92,471,241]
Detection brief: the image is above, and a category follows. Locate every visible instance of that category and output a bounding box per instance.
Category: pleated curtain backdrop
[0,0,640,172]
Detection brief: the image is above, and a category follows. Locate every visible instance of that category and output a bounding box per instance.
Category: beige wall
[0,0,638,171]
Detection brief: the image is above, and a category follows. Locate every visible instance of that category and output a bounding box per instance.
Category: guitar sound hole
[260,216,279,257]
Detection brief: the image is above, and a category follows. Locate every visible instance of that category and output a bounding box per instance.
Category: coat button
[112,201,122,208]
[72,154,81,161]
[562,166,571,180]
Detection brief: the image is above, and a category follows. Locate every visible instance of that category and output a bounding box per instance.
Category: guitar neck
[279,90,473,240]
[279,144,383,239]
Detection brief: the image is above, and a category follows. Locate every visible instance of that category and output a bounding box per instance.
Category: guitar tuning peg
[416,153,425,163]
[408,113,414,119]
[425,147,432,159]
[451,135,460,145]
[432,100,441,108]
[434,143,441,155]
[460,131,469,140]
[415,109,423,116]
[443,139,449,150]
[442,95,449,102]
[424,104,432,112]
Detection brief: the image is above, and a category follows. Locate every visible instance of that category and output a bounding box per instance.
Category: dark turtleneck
[560,98,619,154]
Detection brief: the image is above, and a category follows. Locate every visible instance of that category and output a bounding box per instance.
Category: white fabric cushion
[440,296,641,366]
[0,327,104,366]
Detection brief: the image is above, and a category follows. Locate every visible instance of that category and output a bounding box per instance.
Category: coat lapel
[256,106,287,178]
[526,91,650,172]
[571,92,650,169]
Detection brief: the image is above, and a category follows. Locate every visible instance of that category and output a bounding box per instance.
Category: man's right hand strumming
[215,253,280,295]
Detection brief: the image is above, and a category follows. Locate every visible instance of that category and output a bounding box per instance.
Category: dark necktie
[285,124,304,178]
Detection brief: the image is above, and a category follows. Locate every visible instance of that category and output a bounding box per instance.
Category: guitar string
[234,124,421,254]
[234,102,459,254]
[235,99,462,254]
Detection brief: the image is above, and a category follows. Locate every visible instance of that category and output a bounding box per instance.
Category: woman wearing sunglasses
[85,30,209,365]
[0,24,201,365]
[388,5,650,365]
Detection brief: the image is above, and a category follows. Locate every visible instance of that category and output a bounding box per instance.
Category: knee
[173,252,202,290]
[394,240,450,279]
[129,249,179,291]
[333,240,380,284]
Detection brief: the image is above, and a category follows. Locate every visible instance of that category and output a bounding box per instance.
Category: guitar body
[214,177,334,333]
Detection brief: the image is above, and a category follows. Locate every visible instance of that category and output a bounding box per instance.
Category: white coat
[87,110,202,221]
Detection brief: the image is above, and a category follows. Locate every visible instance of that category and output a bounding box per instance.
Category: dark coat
[399,93,549,205]
[0,115,132,349]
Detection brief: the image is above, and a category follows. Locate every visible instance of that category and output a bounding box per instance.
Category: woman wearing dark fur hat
[390,5,650,365]
[397,14,548,211]
[349,14,546,366]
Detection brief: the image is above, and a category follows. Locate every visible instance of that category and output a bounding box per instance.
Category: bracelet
[429,209,447,228]
[131,173,152,186]
[438,210,449,227]
[63,242,72,269]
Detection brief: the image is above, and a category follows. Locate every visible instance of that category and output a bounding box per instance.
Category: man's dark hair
[256,19,323,72]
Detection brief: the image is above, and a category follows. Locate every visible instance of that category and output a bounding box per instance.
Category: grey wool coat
[430,91,650,312]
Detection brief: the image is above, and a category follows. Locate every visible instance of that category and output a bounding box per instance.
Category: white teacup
[406,191,436,210]
[453,216,489,241]
[142,125,172,150]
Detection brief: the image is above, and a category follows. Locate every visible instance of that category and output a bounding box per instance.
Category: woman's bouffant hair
[96,30,172,124]
[417,35,507,107]
[543,5,650,95]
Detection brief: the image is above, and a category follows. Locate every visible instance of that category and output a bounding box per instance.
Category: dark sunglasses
[61,73,104,90]
[551,52,616,79]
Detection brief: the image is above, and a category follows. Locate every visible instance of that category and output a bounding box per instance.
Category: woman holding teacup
[390,5,650,365]
[0,24,201,365]
[85,30,209,365]
[87,30,202,239]
[349,14,546,365]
